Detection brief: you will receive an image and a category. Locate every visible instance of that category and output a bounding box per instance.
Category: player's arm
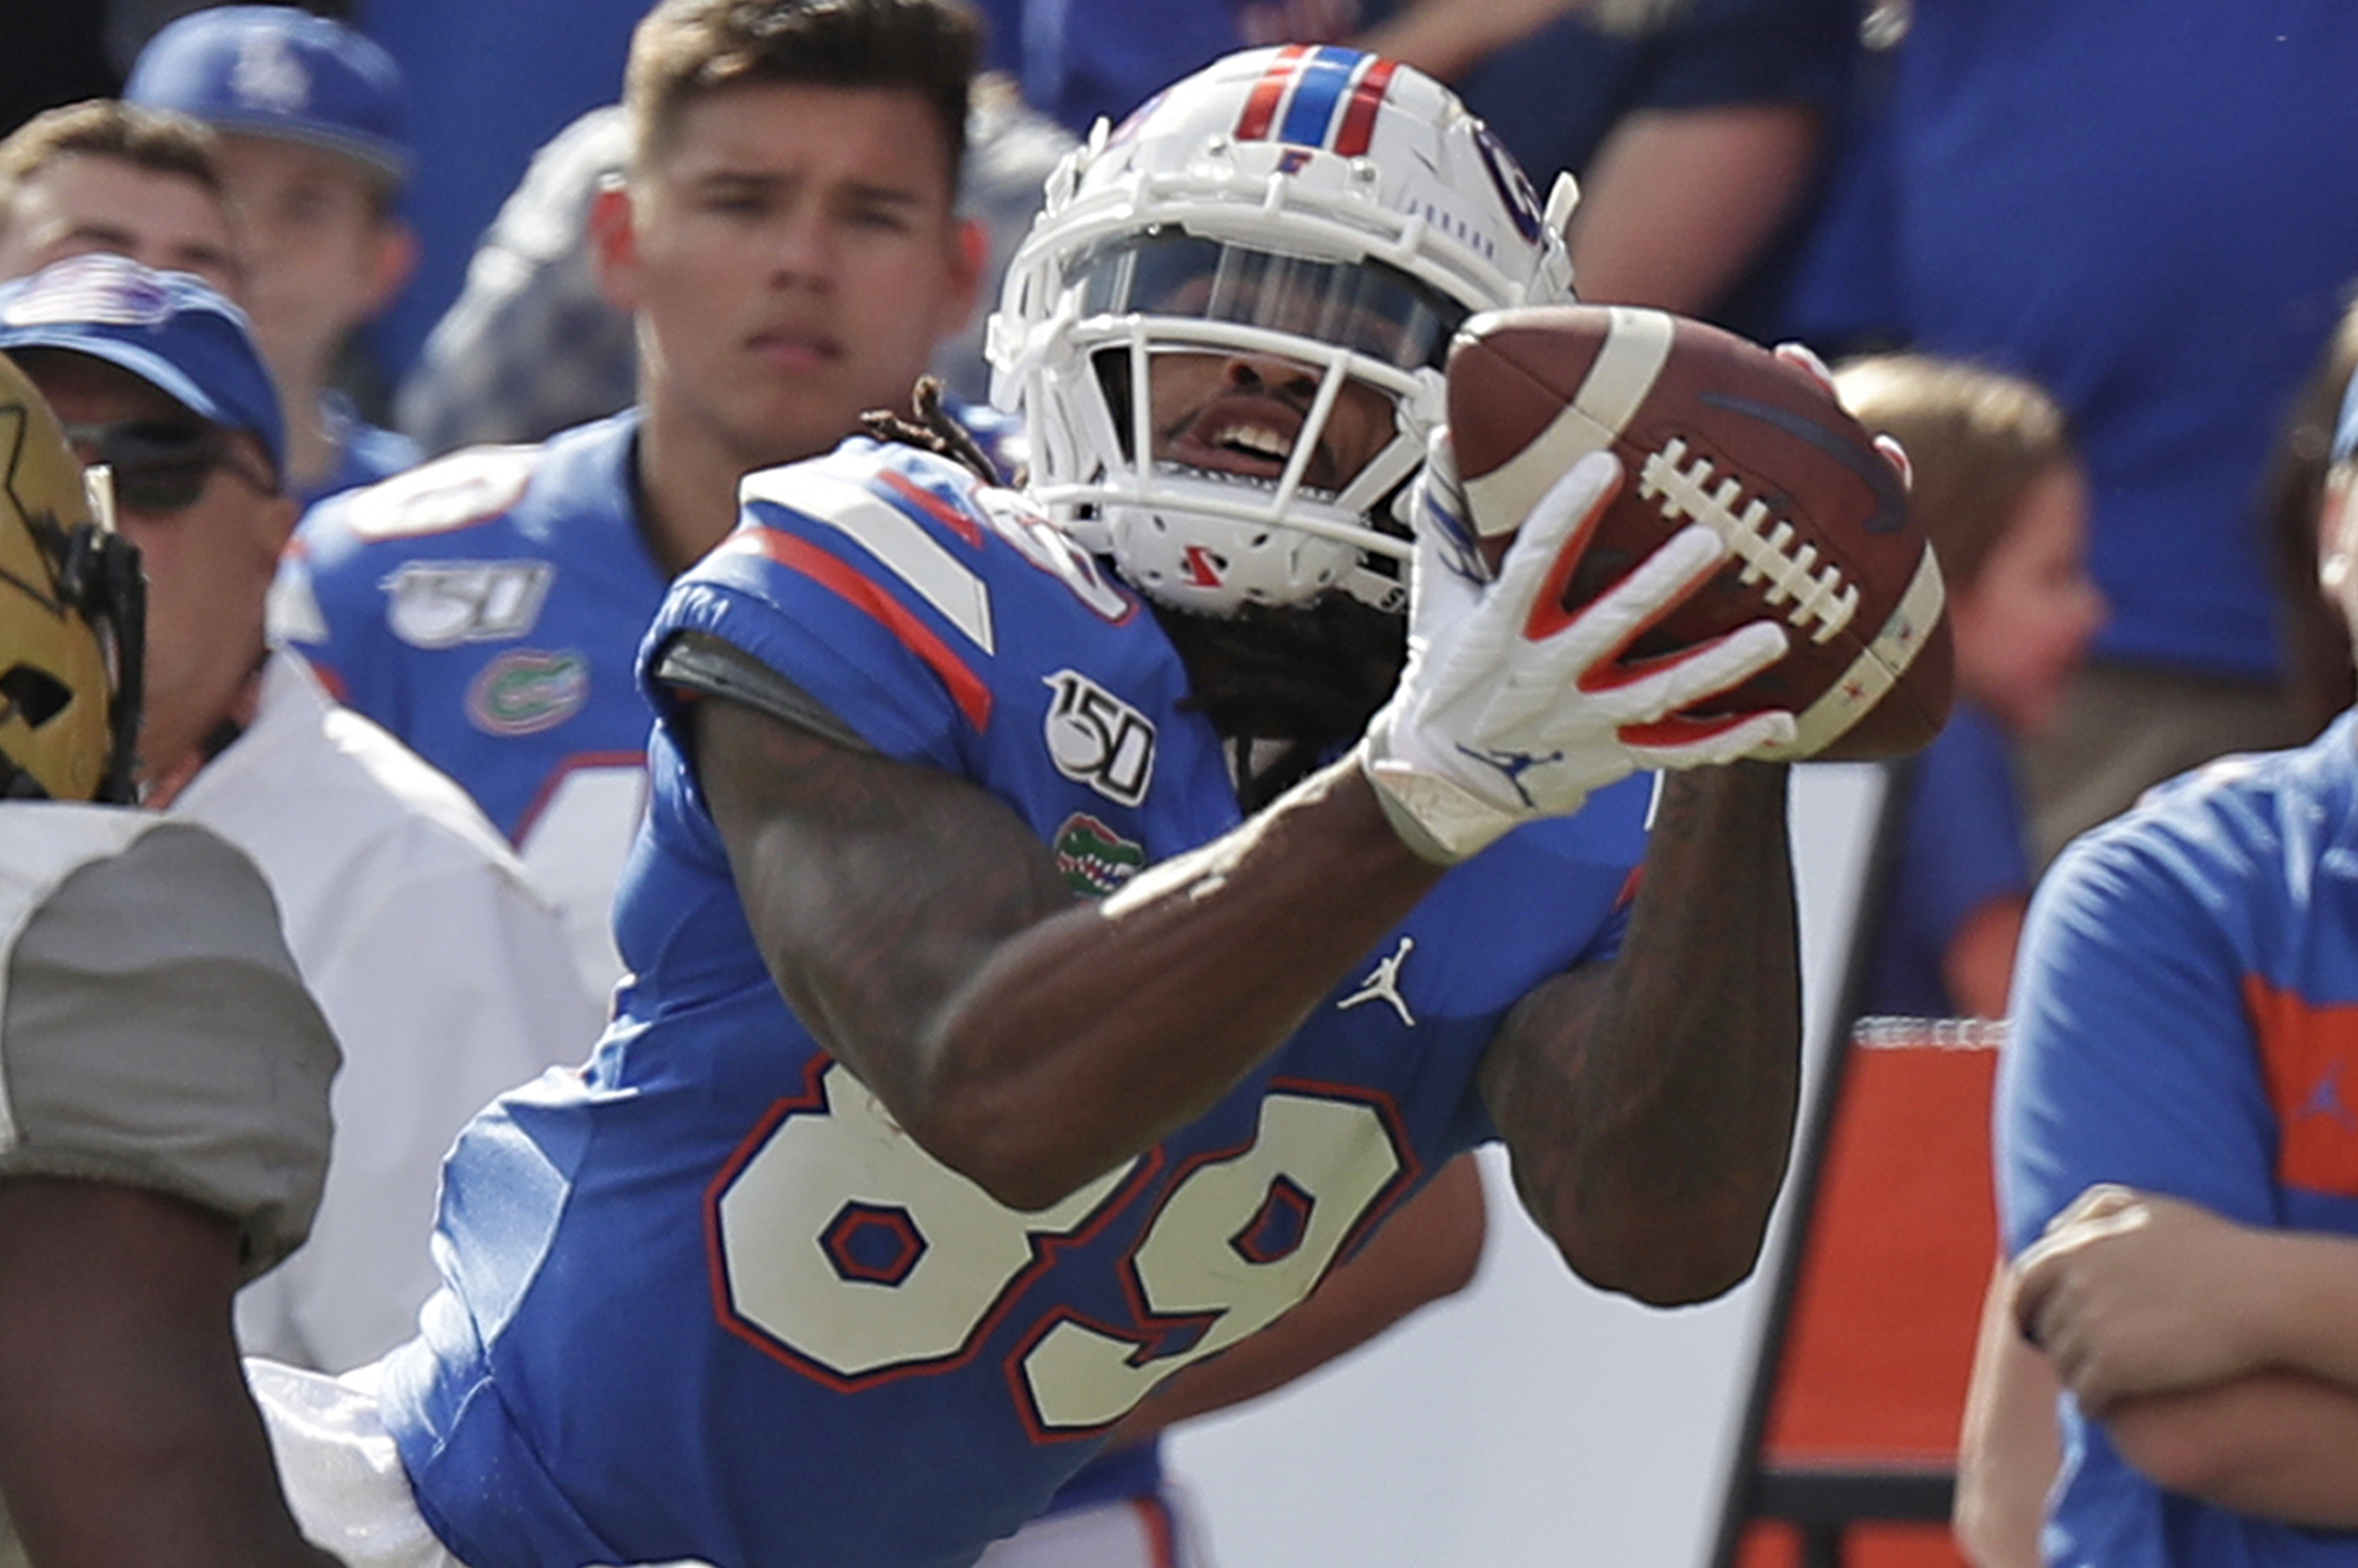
[2100,1374,2358,1528]
[0,1177,339,1568]
[694,694,1449,1211]
[1475,761,1800,1304]
[0,822,340,1566]
[1102,1152,1487,1445]
[697,453,1794,1215]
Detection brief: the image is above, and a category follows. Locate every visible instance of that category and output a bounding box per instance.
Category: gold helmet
[0,350,144,802]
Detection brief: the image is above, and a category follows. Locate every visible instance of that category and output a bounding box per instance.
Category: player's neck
[631,396,757,579]
[266,351,340,498]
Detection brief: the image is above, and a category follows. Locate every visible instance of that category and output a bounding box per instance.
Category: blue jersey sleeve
[645,440,1144,778]
[1996,802,2276,1256]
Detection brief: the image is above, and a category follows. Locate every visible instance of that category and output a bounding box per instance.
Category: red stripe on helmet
[1333,57,1398,157]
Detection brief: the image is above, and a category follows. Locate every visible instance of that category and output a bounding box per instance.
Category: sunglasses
[59,418,280,514]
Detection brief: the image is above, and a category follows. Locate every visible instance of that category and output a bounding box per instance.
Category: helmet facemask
[1031,230,1461,616]
[991,45,1576,619]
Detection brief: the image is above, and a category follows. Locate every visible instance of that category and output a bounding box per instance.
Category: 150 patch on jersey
[384,560,555,649]
[1042,670,1155,806]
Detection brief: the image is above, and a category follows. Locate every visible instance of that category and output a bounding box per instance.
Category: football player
[0,349,341,1567]
[248,35,1815,1568]
[268,0,993,996]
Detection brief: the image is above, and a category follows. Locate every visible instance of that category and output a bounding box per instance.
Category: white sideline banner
[1166,760,1890,1568]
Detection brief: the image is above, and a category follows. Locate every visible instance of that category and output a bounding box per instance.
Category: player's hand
[1358,435,1797,864]
[2012,1186,2272,1414]
[1776,340,1914,490]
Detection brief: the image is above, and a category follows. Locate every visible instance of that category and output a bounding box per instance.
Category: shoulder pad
[336,445,541,543]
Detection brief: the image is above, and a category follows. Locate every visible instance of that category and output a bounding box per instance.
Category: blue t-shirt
[2001,716,2358,1566]
[1785,2,2358,680]
[376,437,1652,1568]
[972,0,1243,135]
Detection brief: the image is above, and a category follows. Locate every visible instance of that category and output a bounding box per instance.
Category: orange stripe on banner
[751,529,993,732]
[1130,1495,1180,1568]
[2245,975,2358,1196]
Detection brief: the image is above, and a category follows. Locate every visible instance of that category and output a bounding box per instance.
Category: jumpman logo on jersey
[2299,1059,2358,1133]
[1339,935,1416,1026]
[1457,742,1564,809]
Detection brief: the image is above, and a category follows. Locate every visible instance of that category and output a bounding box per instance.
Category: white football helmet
[988,45,1577,616]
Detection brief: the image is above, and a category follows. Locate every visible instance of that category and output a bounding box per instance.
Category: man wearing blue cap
[0,251,599,1378]
[126,5,421,506]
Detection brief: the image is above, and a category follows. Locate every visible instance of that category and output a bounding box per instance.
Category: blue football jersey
[273,414,666,989]
[378,438,1653,1568]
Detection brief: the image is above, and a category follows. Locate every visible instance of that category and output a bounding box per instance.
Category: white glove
[1359,436,1799,864]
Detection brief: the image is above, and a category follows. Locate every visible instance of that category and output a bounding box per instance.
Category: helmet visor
[1074,231,1466,372]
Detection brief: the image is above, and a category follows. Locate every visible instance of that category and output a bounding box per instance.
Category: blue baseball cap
[124,6,410,186]
[0,254,286,480]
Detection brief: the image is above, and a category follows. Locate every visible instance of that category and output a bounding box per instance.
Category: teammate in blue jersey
[247,34,1849,1568]
[268,0,993,994]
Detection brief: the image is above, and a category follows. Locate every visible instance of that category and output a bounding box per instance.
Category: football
[1445,303,1952,762]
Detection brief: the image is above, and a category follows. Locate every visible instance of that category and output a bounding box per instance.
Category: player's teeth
[1216,423,1293,461]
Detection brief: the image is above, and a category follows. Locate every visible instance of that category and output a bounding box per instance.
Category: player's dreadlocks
[1155,595,1405,813]
[861,376,1004,485]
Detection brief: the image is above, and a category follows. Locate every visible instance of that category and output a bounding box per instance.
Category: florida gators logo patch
[468,649,590,736]
[1054,812,1145,898]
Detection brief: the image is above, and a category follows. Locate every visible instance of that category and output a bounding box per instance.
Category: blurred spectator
[0,253,601,1374]
[392,105,635,454]
[1413,0,1856,340]
[396,73,1071,455]
[1974,344,2358,1560]
[1783,3,2358,865]
[2266,290,2358,740]
[0,97,237,291]
[1954,281,2358,1568]
[1837,354,2104,1024]
[125,6,423,505]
